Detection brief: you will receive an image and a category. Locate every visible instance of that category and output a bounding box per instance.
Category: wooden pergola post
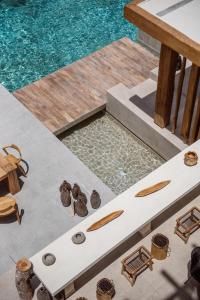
[154,44,178,128]
[190,95,200,144]
[181,64,200,140]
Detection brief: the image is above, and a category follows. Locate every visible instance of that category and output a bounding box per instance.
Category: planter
[151,233,170,260]
[184,151,198,166]
[15,258,34,300]
[96,278,115,300]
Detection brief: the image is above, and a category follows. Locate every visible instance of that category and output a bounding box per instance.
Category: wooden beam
[124,3,200,66]
[181,65,200,140]
[154,44,178,128]
[189,95,200,144]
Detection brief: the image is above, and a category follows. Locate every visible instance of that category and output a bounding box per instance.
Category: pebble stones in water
[42,253,56,266]
[90,190,101,209]
[72,232,86,244]
[72,183,81,199]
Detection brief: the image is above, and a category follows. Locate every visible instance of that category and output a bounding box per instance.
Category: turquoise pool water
[0,0,137,91]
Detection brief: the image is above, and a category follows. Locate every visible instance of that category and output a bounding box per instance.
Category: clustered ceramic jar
[59,180,101,217]
[90,190,101,209]
[37,286,53,300]
[60,180,72,207]
[74,198,88,217]
[77,191,87,205]
[72,183,81,199]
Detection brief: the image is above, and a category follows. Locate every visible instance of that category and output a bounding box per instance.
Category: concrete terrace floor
[0,84,115,277]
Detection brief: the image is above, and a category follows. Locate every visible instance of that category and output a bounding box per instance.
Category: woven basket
[96,278,115,300]
[151,233,170,260]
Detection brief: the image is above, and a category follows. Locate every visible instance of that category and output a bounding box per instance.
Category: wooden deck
[13,38,158,134]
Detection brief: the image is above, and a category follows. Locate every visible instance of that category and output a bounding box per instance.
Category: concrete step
[130,78,157,98]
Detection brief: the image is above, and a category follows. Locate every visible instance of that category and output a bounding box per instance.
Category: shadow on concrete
[0,177,25,196]
[0,208,24,225]
[161,269,200,300]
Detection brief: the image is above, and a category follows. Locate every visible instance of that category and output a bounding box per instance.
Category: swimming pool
[0,0,137,91]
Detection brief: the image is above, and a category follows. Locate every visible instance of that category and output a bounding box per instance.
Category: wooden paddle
[135,180,171,197]
[87,210,124,232]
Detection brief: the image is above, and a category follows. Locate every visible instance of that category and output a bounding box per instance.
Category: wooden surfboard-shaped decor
[87,210,124,232]
[135,180,171,197]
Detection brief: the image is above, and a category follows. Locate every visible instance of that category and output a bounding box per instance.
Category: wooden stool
[121,246,153,286]
[174,207,200,243]
[0,196,21,224]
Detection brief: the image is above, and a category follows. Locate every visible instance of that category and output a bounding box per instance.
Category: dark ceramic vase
[74,199,88,217]
[37,286,52,300]
[59,180,71,192]
[90,190,101,209]
[60,187,71,207]
[77,191,87,205]
[72,183,81,199]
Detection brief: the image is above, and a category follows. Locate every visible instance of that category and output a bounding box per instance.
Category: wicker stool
[174,207,200,243]
[121,246,153,286]
[0,196,21,224]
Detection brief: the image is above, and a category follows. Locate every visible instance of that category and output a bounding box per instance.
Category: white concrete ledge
[31,140,200,296]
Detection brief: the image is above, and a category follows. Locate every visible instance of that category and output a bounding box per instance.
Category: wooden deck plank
[13,38,158,134]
